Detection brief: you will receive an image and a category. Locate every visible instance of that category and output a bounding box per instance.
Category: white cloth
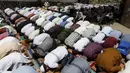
[80,21,90,27]
[15,7,20,11]
[52,17,61,24]
[66,17,74,22]
[0,52,28,73]
[10,14,18,20]
[25,26,35,36]
[41,14,47,18]
[86,24,95,28]
[75,26,87,35]
[53,13,61,17]
[41,21,49,28]
[21,23,32,33]
[7,10,14,15]
[64,6,70,12]
[34,10,41,15]
[33,33,50,45]
[101,26,113,36]
[46,11,53,16]
[76,20,84,25]
[0,36,19,46]
[44,46,68,68]
[36,17,45,26]
[35,10,43,15]
[33,10,39,14]
[4,8,11,13]
[28,29,40,40]
[118,61,130,73]
[39,12,46,17]
[25,8,32,11]
[92,32,105,43]
[24,12,31,17]
[30,9,36,14]
[40,65,45,73]
[57,13,62,17]
[73,38,90,52]
[44,22,55,31]
[41,11,52,18]
[93,25,100,33]
[19,10,27,15]
[65,21,73,29]
[56,19,63,25]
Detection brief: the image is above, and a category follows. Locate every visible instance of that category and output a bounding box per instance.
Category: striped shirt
[65,32,80,47]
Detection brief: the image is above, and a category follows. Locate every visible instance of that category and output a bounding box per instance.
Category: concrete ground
[103,22,130,34]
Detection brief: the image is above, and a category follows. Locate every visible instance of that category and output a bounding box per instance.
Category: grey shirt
[109,30,122,40]
[61,57,91,73]
[121,34,130,43]
[36,37,53,56]
[12,66,38,73]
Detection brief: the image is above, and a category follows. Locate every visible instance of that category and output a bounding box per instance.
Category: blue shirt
[60,21,69,27]
[117,41,130,56]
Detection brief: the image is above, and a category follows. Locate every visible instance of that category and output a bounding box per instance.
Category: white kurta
[73,38,90,52]
[25,26,35,36]
[92,32,105,43]
[93,25,100,33]
[44,46,68,68]
[33,33,50,45]
[28,29,40,40]
[86,24,95,28]
[19,10,27,15]
[44,22,55,31]
[75,26,87,35]
[76,20,84,25]
[36,17,45,26]
[101,26,113,36]
[80,21,90,27]
[66,17,74,22]
[0,52,28,73]
[65,21,73,29]
[21,23,32,33]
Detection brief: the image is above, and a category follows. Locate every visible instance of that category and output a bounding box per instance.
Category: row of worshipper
[4,7,130,73]
[0,12,38,73]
